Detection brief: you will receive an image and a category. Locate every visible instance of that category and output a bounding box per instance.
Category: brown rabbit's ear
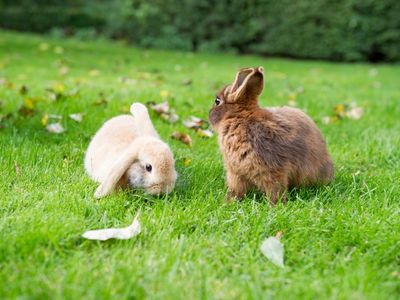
[229,67,264,103]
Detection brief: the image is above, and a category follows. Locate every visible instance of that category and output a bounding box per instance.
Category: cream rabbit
[85,103,177,198]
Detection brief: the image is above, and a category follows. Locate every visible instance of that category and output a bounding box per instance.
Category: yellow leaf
[182,157,192,166]
[334,104,345,115]
[24,98,35,110]
[120,105,130,113]
[41,113,49,126]
[160,90,169,98]
[288,92,297,100]
[53,83,65,94]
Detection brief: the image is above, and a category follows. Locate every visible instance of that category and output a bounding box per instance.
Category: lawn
[0,30,399,299]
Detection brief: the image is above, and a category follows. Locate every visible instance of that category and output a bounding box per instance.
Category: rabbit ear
[94,144,140,198]
[230,67,264,103]
[130,103,159,138]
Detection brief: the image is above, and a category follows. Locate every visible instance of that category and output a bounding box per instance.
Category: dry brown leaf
[149,101,179,123]
[18,106,35,117]
[150,101,170,114]
[171,131,192,147]
[183,116,208,130]
[160,112,179,123]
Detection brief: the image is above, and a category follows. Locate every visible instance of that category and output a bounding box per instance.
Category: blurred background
[0,0,399,62]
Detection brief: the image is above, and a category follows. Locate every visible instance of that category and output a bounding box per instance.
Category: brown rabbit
[209,66,334,204]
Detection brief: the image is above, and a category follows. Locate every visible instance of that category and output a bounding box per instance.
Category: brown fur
[209,67,334,205]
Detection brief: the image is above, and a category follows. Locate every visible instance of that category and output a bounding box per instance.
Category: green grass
[0,30,399,300]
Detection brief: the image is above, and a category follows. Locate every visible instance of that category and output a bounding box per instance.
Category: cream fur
[85,103,177,198]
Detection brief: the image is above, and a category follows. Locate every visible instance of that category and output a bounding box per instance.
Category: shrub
[0,0,398,62]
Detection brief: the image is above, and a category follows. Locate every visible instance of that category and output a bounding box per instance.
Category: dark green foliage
[0,0,399,61]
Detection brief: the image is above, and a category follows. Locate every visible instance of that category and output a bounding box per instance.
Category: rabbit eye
[215,97,221,106]
[145,164,152,172]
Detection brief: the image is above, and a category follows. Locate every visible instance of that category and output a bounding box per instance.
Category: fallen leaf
[14,160,20,176]
[160,90,169,98]
[321,116,331,125]
[120,105,130,113]
[54,46,64,54]
[65,88,80,98]
[19,85,28,95]
[196,129,213,138]
[150,101,170,114]
[334,104,346,118]
[160,112,179,123]
[182,157,192,166]
[260,232,284,268]
[82,213,141,241]
[94,97,108,106]
[69,113,84,122]
[46,122,64,134]
[89,69,100,77]
[53,83,65,94]
[41,113,49,126]
[391,271,400,279]
[288,92,297,100]
[183,116,208,130]
[18,106,35,117]
[346,106,363,120]
[39,43,50,51]
[369,68,378,77]
[149,101,179,123]
[118,77,137,85]
[18,97,39,117]
[372,81,381,89]
[23,98,35,110]
[59,66,69,76]
[171,131,192,147]
[182,78,192,86]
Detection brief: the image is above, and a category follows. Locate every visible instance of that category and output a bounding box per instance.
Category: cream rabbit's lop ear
[94,143,140,198]
[229,66,264,104]
[130,103,159,138]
